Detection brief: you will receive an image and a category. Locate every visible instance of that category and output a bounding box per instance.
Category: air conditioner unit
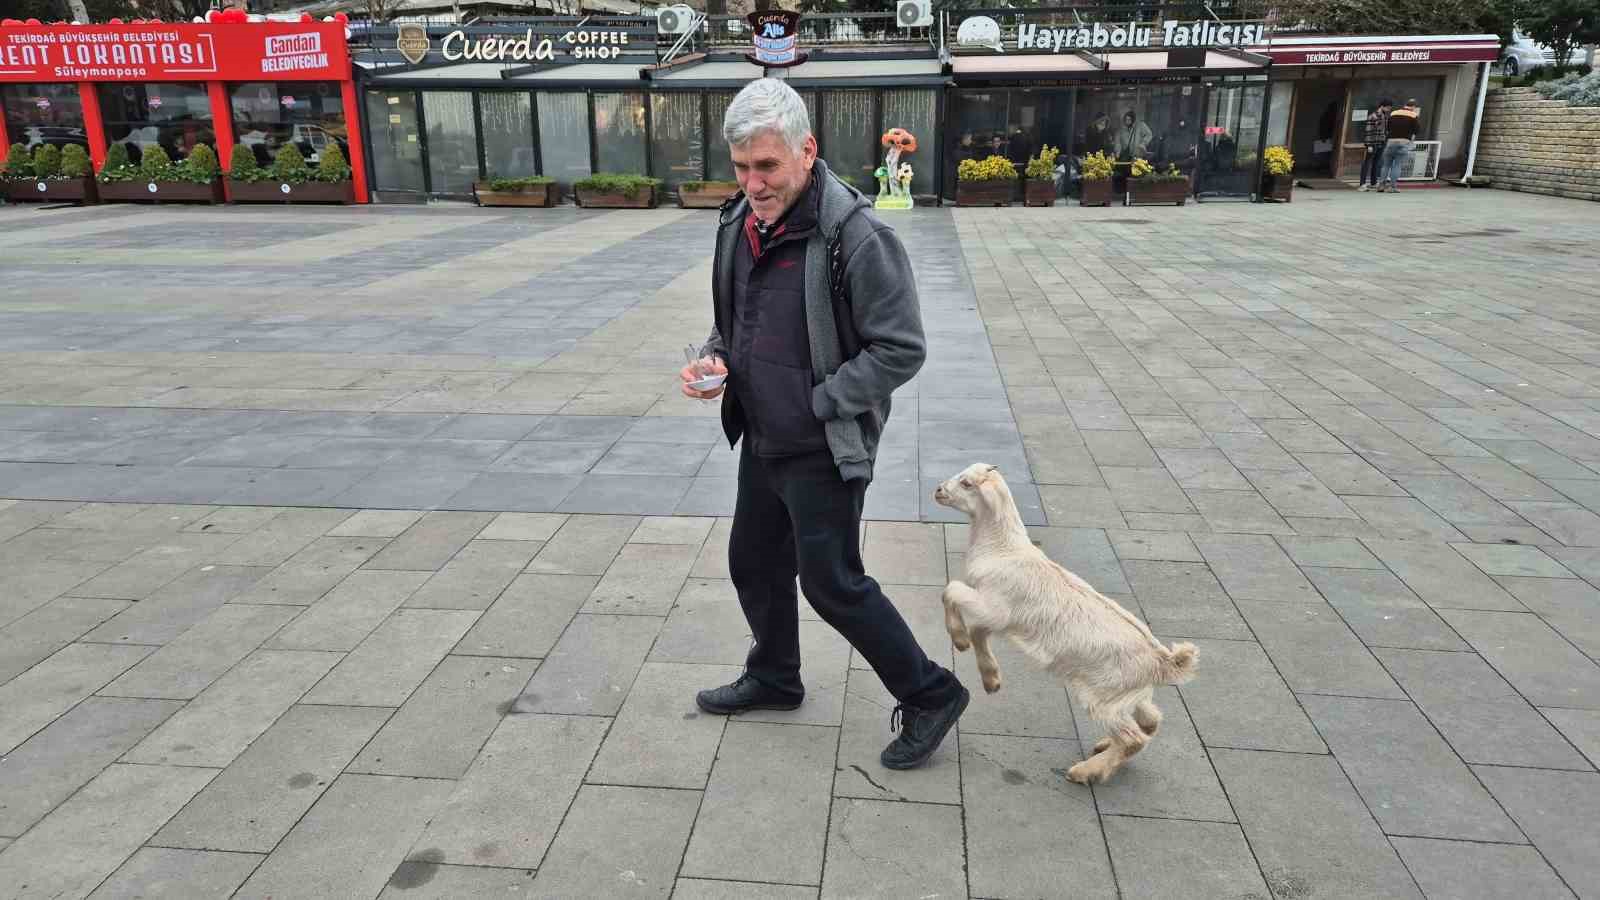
[897,0,932,28]
[657,4,695,35]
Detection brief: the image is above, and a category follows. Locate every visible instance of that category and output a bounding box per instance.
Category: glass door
[422,91,478,197]
[1196,82,1265,199]
[364,89,425,198]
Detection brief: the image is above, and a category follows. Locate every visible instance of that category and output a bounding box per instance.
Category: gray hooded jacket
[700,158,925,483]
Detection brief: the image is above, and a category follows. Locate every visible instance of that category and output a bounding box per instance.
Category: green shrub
[228,144,265,182]
[314,143,351,183]
[272,144,309,184]
[60,144,91,178]
[31,144,62,179]
[176,144,218,184]
[4,143,31,179]
[679,180,739,192]
[1535,69,1600,108]
[139,144,175,181]
[574,173,662,199]
[487,174,554,191]
[98,142,137,183]
[1024,144,1060,181]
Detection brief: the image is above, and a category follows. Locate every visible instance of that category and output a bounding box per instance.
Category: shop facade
[0,19,368,202]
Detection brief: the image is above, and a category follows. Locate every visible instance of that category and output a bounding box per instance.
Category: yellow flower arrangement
[1263,145,1294,176]
[958,154,1019,182]
[1025,144,1061,180]
[1080,150,1114,181]
[1129,157,1154,178]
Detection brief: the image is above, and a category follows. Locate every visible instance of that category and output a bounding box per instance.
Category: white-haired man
[680,77,968,770]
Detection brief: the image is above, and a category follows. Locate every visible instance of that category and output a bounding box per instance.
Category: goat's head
[932,463,1004,516]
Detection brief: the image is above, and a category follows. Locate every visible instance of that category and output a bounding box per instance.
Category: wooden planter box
[576,186,657,209]
[474,181,558,207]
[678,183,740,209]
[1024,179,1056,207]
[5,176,97,203]
[1126,179,1189,206]
[955,180,1013,207]
[98,179,224,204]
[1260,174,1293,202]
[229,179,354,204]
[1079,178,1114,207]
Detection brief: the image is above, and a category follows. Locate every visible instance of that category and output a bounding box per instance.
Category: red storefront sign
[1261,40,1500,67]
[0,21,349,83]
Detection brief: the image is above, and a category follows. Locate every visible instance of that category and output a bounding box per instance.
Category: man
[1358,99,1392,192]
[1113,110,1151,162]
[680,78,969,771]
[1379,98,1421,193]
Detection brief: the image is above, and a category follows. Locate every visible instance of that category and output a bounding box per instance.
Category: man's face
[731,130,817,224]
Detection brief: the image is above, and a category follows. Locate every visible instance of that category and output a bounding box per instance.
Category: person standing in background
[1358,99,1392,192]
[1379,99,1420,193]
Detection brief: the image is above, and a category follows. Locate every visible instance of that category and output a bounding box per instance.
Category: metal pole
[1463,60,1490,181]
[1252,72,1272,202]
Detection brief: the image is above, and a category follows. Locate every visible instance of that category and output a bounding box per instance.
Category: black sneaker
[695,673,804,715]
[880,684,970,770]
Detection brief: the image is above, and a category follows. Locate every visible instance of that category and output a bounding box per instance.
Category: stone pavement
[0,189,1597,899]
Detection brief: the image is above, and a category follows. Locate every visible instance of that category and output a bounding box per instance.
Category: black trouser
[1360,145,1384,186]
[728,440,962,709]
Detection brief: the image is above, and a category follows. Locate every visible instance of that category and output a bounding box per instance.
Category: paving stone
[153,704,391,852]
[1037,484,1126,529]
[1295,451,1407,496]
[1244,467,1360,519]
[1193,532,1319,602]
[124,648,340,767]
[454,572,597,659]
[1300,695,1523,842]
[1475,766,1600,897]
[1184,488,1294,534]
[378,863,537,899]
[234,773,455,900]
[689,518,732,579]
[1277,535,1384,569]
[740,621,852,728]
[861,521,946,587]
[834,670,960,804]
[1211,748,1422,900]
[582,543,698,615]
[1107,528,1202,562]
[350,655,533,779]
[1121,560,1250,640]
[589,661,737,790]
[1395,473,1530,526]
[303,608,479,707]
[1234,600,1405,699]
[1029,525,1129,594]
[1177,638,1325,753]
[0,763,217,900]
[1441,456,1569,502]
[1156,447,1251,490]
[0,696,181,837]
[0,641,151,755]
[1375,648,1589,770]
[820,798,965,900]
[184,506,283,534]
[1453,542,1573,578]
[1101,466,1196,514]
[1260,418,1346,453]
[209,508,354,568]
[648,578,753,665]
[100,603,300,700]
[682,721,835,886]
[528,784,699,899]
[404,540,542,610]
[268,570,430,651]
[960,733,1116,900]
[1302,566,1468,651]
[527,514,638,575]
[415,713,607,869]
[476,511,568,542]
[63,533,241,601]
[327,509,423,538]
[0,594,128,683]
[362,511,493,571]
[672,880,817,900]
[83,564,272,645]
[518,613,661,716]
[88,847,263,900]
[232,536,384,605]
[1135,415,1213,449]
[629,515,714,545]
[1439,609,1600,710]
[1364,539,1525,611]
[1505,501,1600,547]
[1102,817,1269,900]
[1390,837,1575,900]
[1541,707,1600,768]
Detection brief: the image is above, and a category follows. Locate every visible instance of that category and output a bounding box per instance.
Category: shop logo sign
[263,31,329,73]
[396,24,430,65]
[956,16,1003,53]
[747,10,801,66]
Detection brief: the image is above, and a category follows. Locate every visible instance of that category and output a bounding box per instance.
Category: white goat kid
[933,463,1198,784]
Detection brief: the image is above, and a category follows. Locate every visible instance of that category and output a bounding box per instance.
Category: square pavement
[1,192,1598,897]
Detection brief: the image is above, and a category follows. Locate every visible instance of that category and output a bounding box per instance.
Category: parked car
[1500,29,1588,77]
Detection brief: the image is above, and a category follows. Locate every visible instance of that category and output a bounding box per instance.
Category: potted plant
[574,173,662,209]
[1261,145,1294,202]
[1024,143,1060,207]
[14,143,98,203]
[676,179,740,209]
[956,154,1017,206]
[3,142,33,200]
[1126,158,1189,206]
[98,143,223,203]
[1078,150,1114,207]
[228,144,352,204]
[474,174,559,208]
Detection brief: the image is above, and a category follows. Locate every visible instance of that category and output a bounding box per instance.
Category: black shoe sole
[695,694,804,716]
[880,688,970,770]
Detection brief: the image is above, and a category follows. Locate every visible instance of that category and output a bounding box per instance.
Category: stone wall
[1476,86,1600,201]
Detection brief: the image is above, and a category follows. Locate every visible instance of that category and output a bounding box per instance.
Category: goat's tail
[1160,641,1199,685]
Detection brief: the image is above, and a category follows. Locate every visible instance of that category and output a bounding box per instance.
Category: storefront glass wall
[479,91,536,179]
[1264,81,1293,149]
[98,82,214,164]
[364,89,425,195]
[423,91,477,194]
[650,92,704,191]
[1197,81,1265,197]
[230,81,347,168]
[881,88,937,196]
[537,91,592,191]
[704,91,736,182]
[594,91,648,174]
[822,89,877,194]
[1,83,87,151]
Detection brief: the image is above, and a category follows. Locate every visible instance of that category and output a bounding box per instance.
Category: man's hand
[680,356,728,400]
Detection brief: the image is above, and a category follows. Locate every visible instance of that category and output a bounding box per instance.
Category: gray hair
[723,78,811,153]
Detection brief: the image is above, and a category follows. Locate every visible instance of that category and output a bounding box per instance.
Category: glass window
[1349,77,1442,141]
[1197,82,1265,198]
[881,89,936,196]
[422,90,477,195]
[1264,81,1293,149]
[2,84,87,152]
[480,91,535,179]
[821,90,876,195]
[594,91,647,174]
[705,91,736,181]
[229,81,346,170]
[650,92,704,191]
[97,82,214,164]
[1072,84,1201,192]
[947,89,1008,197]
[364,89,425,194]
[537,91,590,192]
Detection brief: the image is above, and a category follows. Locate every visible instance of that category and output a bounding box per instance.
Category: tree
[358,0,405,23]
[1521,0,1600,70]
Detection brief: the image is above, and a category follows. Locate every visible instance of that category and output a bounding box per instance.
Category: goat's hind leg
[1069,695,1150,784]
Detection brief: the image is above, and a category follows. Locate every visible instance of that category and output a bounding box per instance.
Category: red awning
[1251,34,1501,66]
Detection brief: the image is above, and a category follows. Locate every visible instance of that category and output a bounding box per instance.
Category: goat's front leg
[943,580,1009,694]
[942,580,975,652]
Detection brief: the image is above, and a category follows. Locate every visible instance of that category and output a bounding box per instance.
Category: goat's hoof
[1093,737,1113,755]
[1065,761,1096,784]
[982,672,1002,694]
